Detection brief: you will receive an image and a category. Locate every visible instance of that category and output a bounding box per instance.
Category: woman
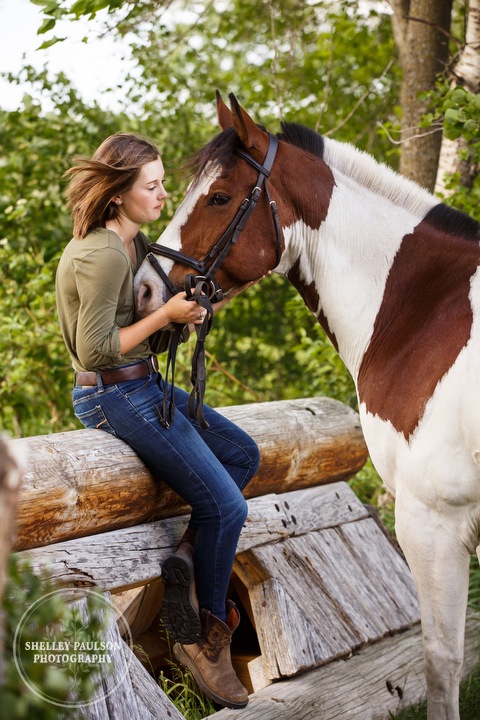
[56,132,260,709]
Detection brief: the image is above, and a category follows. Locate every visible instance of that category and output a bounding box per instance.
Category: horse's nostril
[136,284,153,318]
[138,284,151,304]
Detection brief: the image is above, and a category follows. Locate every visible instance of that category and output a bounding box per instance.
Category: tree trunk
[391,0,453,190]
[435,0,480,195]
[0,437,25,683]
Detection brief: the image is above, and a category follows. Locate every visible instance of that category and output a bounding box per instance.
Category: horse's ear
[216,90,233,129]
[228,93,268,155]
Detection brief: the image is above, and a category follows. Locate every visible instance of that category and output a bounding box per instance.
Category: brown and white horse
[134,93,480,720]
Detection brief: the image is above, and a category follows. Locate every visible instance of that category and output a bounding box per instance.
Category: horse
[134,92,480,720]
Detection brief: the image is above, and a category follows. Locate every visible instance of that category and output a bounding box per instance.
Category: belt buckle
[150,355,159,373]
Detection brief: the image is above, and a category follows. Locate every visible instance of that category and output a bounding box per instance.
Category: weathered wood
[234,517,420,680]
[112,587,146,633]
[126,642,182,718]
[17,482,421,696]
[11,397,367,550]
[246,655,272,694]
[75,592,184,720]
[16,483,369,592]
[208,612,480,720]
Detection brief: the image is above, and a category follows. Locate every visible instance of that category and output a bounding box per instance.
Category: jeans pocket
[74,404,117,436]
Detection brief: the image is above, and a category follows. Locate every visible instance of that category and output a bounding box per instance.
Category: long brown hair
[64,133,161,239]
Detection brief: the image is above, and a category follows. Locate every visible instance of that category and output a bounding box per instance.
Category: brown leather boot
[173,600,249,709]
[161,527,201,643]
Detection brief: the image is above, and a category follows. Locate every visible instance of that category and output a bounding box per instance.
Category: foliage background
[1,0,402,438]
[1,0,478,520]
[2,0,477,510]
[2,3,480,718]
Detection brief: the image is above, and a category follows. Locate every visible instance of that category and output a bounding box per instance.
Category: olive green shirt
[56,227,174,372]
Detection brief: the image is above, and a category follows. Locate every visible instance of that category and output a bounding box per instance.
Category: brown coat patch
[357,218,480,440]
[286,259,339,351]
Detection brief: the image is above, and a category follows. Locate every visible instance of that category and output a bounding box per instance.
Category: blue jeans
[72,363,260,621]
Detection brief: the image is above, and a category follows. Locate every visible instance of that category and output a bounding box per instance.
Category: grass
[140,623,216,720]
[387,663,480,719]
[158,662,216,720]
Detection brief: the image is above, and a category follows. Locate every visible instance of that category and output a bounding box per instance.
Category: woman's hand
[163,292,207,325]
[120,292,205,354]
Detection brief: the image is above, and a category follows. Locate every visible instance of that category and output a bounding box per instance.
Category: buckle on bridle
[184,274,224,303]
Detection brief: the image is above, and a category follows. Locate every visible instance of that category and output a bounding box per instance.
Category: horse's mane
[185,127,245,181]
[277,122,325,159]
[279,121,480,241]
[186,120,480,241]
[279,121,435,218]
[325,134,480,240]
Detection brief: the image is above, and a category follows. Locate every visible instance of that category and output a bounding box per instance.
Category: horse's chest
[360,344,480,509]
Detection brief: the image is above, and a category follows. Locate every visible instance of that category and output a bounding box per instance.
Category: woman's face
[117,157,168,225]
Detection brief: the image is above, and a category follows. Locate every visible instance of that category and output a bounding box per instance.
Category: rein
[147,132,282,429]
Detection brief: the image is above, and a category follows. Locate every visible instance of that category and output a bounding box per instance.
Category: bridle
[145,132,282,303]
[145,132,283,429]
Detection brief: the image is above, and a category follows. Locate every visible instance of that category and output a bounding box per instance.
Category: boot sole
[173,643,249,709]
[161,555,201,644]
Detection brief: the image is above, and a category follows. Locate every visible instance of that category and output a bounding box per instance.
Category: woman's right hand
[162,292,207,325]
[120,291,205,354]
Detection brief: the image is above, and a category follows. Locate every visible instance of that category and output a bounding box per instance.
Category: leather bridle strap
[149,133,282,429]
[145,132,282,298]
[154,278,215,430]
[186,281,214,428]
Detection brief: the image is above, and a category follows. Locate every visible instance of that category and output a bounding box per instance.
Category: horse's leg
[395,494,470,720]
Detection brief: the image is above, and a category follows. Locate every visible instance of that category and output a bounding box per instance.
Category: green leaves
[0,0,449,437]
[419,78,480,216]
[1,556,111,718]
[37,17,56,34]
[441,86,480,141]
[0,67,122,436]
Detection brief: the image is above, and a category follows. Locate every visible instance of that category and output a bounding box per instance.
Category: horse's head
[134,92,286,317]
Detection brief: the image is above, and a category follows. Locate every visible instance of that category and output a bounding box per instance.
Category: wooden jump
[11,396,367,550]
[6,397,479,719]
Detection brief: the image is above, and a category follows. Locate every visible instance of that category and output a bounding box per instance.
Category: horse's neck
[277,164,437,381]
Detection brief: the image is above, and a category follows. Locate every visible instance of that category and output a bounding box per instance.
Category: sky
[0,0,131,111]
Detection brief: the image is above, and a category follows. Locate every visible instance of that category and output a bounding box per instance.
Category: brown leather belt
[74,356,159,387]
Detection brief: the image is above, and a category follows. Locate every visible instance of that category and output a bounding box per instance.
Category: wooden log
[17,482,420,690]
[16,483,368,592]
[208,612,480,720]
[74,592,184,720]
[11,397,367,551]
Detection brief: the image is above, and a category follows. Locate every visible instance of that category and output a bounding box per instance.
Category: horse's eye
[209,194,230,206]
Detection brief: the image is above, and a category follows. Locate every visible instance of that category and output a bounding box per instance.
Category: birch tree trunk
[435,0,480,196]
[391,0,453,190]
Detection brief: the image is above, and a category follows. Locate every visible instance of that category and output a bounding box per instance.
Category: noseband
[145,133,282,428]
